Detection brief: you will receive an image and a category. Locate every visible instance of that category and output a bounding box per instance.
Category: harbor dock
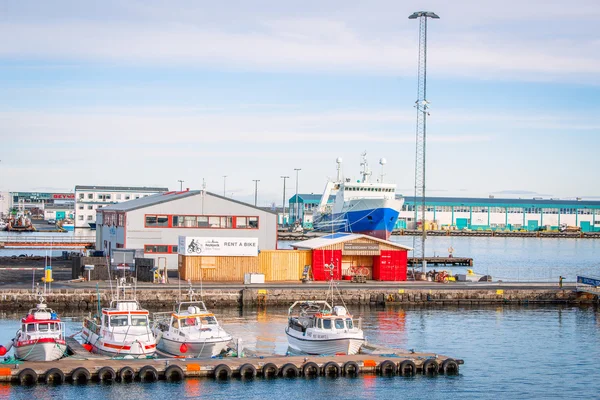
[0,342,463,384]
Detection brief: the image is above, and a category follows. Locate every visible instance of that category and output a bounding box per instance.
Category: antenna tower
[409,11,439,271]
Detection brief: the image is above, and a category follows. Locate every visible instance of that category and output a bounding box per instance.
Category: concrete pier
[0,283,594,310]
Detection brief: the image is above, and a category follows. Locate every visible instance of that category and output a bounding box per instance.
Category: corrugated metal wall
[178,250,312,282]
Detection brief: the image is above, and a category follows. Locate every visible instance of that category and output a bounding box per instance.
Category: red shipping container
[376,250,408,281]
[311,249,342,281]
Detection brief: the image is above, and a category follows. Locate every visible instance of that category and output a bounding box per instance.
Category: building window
[87,215,93,221]
[78,205,84,210]
[116,194,122,200]
[87,194,93,199]
[145,215,168,227]
[125,195,131,200]
[118,214,124,226]
[79,194,84,199]
[78,215,84,221]
[236,217,247,228]
[144,245,176,254]
[88,205,93,210]
[248,217,259,228]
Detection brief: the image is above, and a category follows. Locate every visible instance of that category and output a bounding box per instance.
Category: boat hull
[157,336,230,358]
[285,329,364,355]
[82,328,156,358]
[314,206,400,240]
[14,340,67,361]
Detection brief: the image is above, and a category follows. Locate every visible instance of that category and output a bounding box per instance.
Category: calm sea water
[1,305,599,399]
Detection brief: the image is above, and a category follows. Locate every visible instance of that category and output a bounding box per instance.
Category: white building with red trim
[96,189,278,269]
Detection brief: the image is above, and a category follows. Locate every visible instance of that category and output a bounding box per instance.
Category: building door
[527,220,539,232]
[456,218,469,230]
[580,221,591,232]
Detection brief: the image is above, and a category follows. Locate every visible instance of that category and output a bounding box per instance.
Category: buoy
[180,343,188,354]
[0,346,7,356]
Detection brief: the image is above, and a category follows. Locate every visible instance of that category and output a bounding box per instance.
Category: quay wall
[1,287,597,310]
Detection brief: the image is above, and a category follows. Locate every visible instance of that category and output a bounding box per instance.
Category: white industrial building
[75,185,168,229]
[96,189,278,269]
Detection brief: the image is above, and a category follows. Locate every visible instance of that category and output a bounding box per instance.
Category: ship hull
[14,339,67,361]
[156,336,230,358]
[285,328,364,355]
[313,206,400,240]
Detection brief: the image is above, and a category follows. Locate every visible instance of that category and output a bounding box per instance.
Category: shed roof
[291,233,412,251]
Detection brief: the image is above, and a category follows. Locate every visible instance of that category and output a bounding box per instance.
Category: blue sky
[1,0,599,205]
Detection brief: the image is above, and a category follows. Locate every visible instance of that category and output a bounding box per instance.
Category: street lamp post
[294,168,301,223]
[252,180,260,207]
[223,175,227,197]
[281,176,289,227]
[177,180,184,191]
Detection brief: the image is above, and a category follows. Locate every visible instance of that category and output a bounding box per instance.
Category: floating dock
[0,341,463,384]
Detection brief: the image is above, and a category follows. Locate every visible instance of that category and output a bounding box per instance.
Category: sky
[1,0,599,206]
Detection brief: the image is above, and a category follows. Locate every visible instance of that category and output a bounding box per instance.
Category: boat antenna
[177,268,182,303]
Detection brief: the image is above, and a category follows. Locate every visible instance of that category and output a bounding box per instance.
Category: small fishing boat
[152,285,232,357]
[285,266,365,355]
[82,277,156,357]
[285,301,365,355]
[10,298,67,361]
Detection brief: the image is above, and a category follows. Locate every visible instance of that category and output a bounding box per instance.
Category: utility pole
[409,11,439,272]
[252,180,260,207]
[294,168,301,223]
[223,175,227,197]
[281,176,289,227]
[177,180,184,191]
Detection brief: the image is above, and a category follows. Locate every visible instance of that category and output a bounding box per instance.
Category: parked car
[47,219,56,225]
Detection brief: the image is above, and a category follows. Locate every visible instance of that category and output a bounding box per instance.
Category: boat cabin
[289,304,359,333]
[19,306,65,340]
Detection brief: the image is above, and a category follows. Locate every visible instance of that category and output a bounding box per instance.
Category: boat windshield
[346,319,354,329]
[335,319,345,329]
[179,315,217,327]
[131,316,148,326]
[110,315,129,327]
[323,319,332,329]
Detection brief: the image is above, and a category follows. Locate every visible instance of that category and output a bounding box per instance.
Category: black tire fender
[213,364,232,380]
[442,358,459,375]
[45,368,65,384]
[138,365,158,382]
[164,365,185,382]
[70,367,91,383]
[302,362,320,377]
[280,363,300,378]
[261,362,279,378]
[238,363,257,379]
[378,360,397,376]
[118,366,135,383]
[97,366,116,382]
[18,368,38,385]
[422,359,439,376]
[342,361,360,376]
[322,361,340,377]
[398,360,416,376]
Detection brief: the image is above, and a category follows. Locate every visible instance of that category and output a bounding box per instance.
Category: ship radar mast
[336,157,343,182]
[360,151,372,183]
[379,158,387,183]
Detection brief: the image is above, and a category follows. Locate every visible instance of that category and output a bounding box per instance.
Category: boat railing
[176,301,209,314]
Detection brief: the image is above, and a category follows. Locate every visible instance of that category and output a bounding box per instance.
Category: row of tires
[16,358,459,385]
[17,365,186,385]
[214,358,459,380]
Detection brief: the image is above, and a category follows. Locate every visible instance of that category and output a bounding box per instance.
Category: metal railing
[0,235,96,243]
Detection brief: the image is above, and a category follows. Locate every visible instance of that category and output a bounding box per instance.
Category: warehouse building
[75,185,168,229]
[397,196,600,232]
[291,233,411,281]
[96,189,278,269]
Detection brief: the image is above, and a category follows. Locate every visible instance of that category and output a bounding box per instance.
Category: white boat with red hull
[4,299,67,361]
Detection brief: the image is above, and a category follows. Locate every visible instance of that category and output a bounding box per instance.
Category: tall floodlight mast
[409,11,439,272]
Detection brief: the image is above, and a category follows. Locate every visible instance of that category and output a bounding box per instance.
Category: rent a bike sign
[178,236,259,257]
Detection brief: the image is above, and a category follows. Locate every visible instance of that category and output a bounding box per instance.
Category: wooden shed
[178,250,312,282]
[291,233,412,281]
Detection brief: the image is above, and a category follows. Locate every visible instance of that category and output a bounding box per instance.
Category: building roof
[75,185,169,192]
[291,233,412,251]
[400,196,600,208]
[99,190,278,215]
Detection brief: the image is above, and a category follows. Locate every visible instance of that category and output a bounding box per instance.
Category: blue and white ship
[312,153,404,240]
